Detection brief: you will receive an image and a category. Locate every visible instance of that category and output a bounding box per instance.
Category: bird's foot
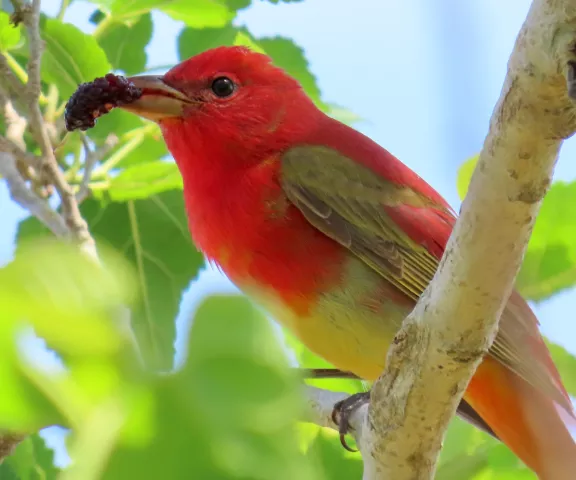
[331,391,370,452]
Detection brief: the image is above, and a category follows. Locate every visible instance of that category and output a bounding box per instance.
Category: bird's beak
[121,75,192,121]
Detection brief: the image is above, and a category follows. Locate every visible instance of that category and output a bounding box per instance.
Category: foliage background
[1,0,576,479]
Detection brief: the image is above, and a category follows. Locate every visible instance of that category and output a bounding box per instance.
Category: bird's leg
[298,368,360,379]
[331,391,371,452]
[296,368,368,450]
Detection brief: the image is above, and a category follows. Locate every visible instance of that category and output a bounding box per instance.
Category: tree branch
[77,133,118,204]
[303,1,576,478]
[0,153,69,236]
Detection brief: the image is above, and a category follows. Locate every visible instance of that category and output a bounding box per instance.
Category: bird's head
[121,46,319,162]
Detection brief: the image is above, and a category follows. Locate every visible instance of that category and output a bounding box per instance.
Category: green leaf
[86,109,144,143]
[437,418,494,479]
[457,158,576,301]
[517,181,576,300]
[40,17,111,99]
[115,126,169,167]
[326,103,363,126]
[257,36,327,110]
[88,0,163,19]
[3,434,60,480]
[222,0,251,10]
[98,13,153,75]
[178,25,238,60]
[0,12,22,51]
[81,191,202,370]
[282,329,366,395]
[89,121,168,171]
[456,155,478,200]
[102,295,321,480]
[160,0,234,28]
[304,428,362,480]
[546,340,576,397]
[90,0,233,27]
[107,160,183,201]
[483,444,534,479]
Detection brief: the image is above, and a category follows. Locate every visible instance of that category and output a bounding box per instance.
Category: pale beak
[121,75,193,121]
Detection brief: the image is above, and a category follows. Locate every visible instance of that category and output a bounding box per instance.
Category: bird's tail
[465,356,576,479]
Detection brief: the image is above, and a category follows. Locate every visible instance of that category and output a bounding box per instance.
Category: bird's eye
[211,77,235,98]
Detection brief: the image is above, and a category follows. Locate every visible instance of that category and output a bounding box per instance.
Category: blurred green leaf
[107,161,183,201]
[547,340,576,396]
[102,295,321,480]
[98,13,153,75]
[39,17,111,98]
[517,181,576,300]
[456,154,478,201]
[4,240,133,359]
[457,158,576,301]
[17,191,203,371]
[0,463,19,480]
[0,12,22,51]
[437,418,493,479]
[482,444,534,479]
[0,240,135,431]
[282,329,366,395]
[304,428,362,480]
[2,434,60,480]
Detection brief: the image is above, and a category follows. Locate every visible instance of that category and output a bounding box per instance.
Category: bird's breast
[181,157,409,379]
[184,157,347,313]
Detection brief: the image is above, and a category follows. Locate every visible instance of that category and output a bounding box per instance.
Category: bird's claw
[331,391,370,452]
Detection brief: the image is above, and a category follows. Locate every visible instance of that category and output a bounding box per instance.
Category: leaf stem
[93,15,114,40]
[57,0,71,21]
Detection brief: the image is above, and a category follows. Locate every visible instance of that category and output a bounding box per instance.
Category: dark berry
[64,73,142,132]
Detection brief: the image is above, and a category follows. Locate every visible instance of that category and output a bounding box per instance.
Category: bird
[118,46,576,479]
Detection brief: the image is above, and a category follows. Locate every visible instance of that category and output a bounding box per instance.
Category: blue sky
[2,0,576,465]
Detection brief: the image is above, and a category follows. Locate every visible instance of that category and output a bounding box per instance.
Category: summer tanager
[120,46,575,478]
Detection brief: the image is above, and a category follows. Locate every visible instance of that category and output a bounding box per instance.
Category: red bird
[121,46,575,478]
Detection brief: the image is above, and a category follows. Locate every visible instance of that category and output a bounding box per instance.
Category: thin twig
[0,153,69,236]
[77,133,118,203]
[0,54,26,109]
[15,0,97,259]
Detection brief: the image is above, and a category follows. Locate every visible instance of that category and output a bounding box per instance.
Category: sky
[2,0,576,466]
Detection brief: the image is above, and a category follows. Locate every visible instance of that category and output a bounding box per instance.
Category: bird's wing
[281,144,571,411]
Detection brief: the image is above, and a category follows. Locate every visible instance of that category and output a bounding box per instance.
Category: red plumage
[122,46,576,478]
